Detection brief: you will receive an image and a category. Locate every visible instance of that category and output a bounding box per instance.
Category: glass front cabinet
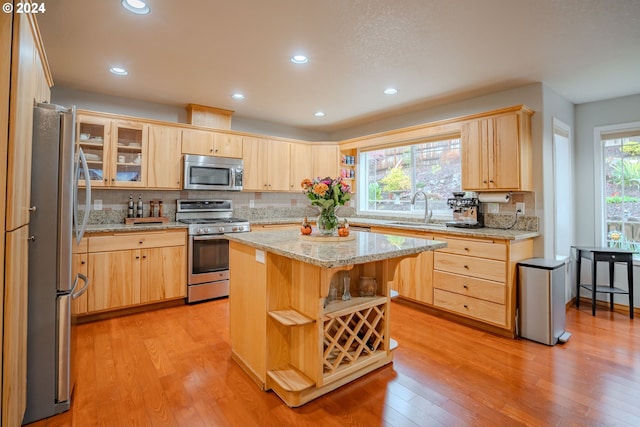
[76,114,148,188]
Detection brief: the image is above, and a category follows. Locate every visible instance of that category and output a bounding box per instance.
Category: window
[357,137,462,218]
[601,127,640,251]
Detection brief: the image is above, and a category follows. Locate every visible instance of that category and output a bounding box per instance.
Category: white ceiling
[37,0,640,133]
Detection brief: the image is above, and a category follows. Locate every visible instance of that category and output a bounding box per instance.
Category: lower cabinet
[367,226,534,335]
[79,229,186,315]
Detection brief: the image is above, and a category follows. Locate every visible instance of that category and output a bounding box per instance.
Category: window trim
[355,137,462,220]
[594,120,640,247]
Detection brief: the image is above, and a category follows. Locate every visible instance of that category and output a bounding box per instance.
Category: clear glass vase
[316,207,339,235]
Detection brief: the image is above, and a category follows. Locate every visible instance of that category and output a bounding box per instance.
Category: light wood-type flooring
[25,298,640,427]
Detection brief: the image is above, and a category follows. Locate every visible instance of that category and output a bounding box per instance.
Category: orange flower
[312,182,329,197]
[300,178,312,189]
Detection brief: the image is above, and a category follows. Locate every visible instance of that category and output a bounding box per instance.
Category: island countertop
[225,229,446,268]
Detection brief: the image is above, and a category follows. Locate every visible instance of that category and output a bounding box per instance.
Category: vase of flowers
[301,177,351,236]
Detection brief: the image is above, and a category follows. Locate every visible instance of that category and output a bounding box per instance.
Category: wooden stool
[573,246,634,318]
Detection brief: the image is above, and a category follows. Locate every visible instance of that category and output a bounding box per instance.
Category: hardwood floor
[25,299,640,427]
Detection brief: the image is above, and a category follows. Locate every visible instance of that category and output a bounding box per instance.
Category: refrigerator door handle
[74,147,91,244]
[71,273,90,299]
[57,293,71,403]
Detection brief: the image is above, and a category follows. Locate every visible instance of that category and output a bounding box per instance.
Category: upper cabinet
[461,106,533,191]
[289,143,312,192]
[243,137,291,191]
[76,114,148,188]
[148,125,181,189]
[181,128,242,158]
[311,144,340,179]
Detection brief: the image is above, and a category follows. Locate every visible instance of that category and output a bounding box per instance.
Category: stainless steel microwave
[183,154,243,191]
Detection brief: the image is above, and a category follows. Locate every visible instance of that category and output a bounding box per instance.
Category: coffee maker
[446,192,484,228]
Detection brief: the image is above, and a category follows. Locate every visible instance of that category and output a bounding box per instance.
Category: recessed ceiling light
[314,111,325,117]
[384,88,398,95]
[109,66,128,76]
[121,0,150,15]
[290,55,309,64]
[231,93,245,100]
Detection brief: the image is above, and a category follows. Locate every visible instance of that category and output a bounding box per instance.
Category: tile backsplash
[81,189,537,231]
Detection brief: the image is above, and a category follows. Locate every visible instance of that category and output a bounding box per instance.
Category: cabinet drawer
[434,252,506,282]
[73,237,88,254]
[433,289,506,326]
[88,230,186,252]
[435,237,506,261]
[433,271,505,304]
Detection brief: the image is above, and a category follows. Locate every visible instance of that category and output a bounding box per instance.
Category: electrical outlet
[516,202,525,214]
[249,199,255,208]
[94,199,102,211]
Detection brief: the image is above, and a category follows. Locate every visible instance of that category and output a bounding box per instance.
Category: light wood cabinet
[3,226,29,427]
[76,114,149,188]
[289,143,312,191]
[181,128,243,158]
[461,107,533,191]
[148,124,182,189]
[312,144,340,178]
[370,226,435,305]
[83,230,186,315]
[243,137,291,191]
[431,234,533,333]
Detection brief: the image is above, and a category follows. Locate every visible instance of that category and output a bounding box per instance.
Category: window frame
[355,137,462,220]
[594,120,640,249]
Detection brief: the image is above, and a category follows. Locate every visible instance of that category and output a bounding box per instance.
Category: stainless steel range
[176,199,250,303]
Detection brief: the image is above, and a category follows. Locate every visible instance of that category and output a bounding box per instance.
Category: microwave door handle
[230,169,235,188]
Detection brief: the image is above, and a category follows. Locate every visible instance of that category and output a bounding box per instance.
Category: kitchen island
[225,229,446,407]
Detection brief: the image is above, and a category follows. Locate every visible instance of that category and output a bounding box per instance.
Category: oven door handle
[192,234,228,241]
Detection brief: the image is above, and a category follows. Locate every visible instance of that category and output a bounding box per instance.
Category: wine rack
[322,296,386,376]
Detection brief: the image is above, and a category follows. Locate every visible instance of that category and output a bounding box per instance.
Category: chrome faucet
[411,191,433,223]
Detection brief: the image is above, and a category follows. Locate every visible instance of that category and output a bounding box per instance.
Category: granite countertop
[83,221,188,234]
[225,229,446,268]
[248,217,539,241]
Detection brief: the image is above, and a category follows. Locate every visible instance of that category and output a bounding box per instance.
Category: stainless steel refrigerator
[23,103,91,424]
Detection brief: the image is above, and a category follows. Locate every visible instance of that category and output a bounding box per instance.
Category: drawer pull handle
[139,241,143,244]
[464,265,469,269]
[463,284,468,289]
[463,304,468,309]
[464,247,469,251]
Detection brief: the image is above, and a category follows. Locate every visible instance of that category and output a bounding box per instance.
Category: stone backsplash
[80,189,537,232]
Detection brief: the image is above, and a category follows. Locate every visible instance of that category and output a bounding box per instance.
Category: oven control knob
[205,228,212,234]
[219,227,225,233]
[196,228,203,234]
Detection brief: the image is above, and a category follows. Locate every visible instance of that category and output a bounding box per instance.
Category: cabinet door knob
[483,180,487,184]
[104,178,108,182]
[210,148,214,153]
[28,235,36,242]
[29,206,37,212]
[136,255,140,259]
[81,260,86,265]
[463,247,469,251]
[463,304,468,309]
[489,179,494,183]
[143,255,147,259]
[139,241,143,244]
[111,178,115,182]
[463,284,468,289]
[463,265,469,269]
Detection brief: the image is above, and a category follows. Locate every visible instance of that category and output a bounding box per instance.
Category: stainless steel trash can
[517,258,570,345]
